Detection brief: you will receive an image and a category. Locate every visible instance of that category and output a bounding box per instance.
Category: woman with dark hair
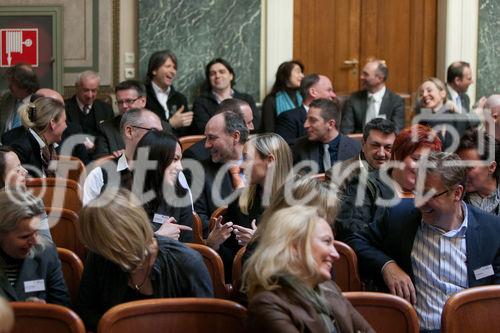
[261,60,305,132]
[144,50,193,135]
[135,130,194,242]
[3,97,67,177]
[457,128,500,215]
[335,124,443,242]
[192,58,258,134]
[0,146,28,189]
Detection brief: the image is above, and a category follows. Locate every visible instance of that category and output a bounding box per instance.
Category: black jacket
[76,235,213,331]
[275,105,307,147]
[64,96,114,137]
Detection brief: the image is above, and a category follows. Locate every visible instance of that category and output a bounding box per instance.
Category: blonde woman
[243,206,373,333]
[415,77,477,149]
[206,133,293,281]
[0,189,68,305]
[76,189,213,332]
[3,97,67,177]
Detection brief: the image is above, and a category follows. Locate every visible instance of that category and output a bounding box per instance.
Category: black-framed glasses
[131,125,153,131]
[431,189,449,199]
[115,97,141,106]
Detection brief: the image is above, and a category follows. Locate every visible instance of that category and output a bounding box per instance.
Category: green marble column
[477,0,500,98]
[139,0,261,104]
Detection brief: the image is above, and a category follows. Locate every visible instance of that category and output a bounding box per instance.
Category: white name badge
[474,265,494,280]
[153,213,169,224]
[24,279,46,293]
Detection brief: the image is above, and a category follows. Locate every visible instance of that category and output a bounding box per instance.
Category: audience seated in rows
[335,124,442,243]
[144,50,192,136]
[76,189,213,331]
[261,60,304,132]
[276,73,336,147]
[206,133,292,282]
[192,58,258,134]
[0,189,69,306]
[341,59,405,134]
[293,98,361,173]
[243,205,374,333]
[350,152,500,331]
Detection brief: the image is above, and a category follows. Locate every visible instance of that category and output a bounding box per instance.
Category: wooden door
[293,0,437,97]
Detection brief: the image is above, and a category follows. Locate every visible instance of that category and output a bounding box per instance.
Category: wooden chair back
[347,133,363,143]
[55,156,86,185]
[186,243,232,299]
[57,248,84,305]
[11,302,85,333]
[209,206,228,232]
[333,240,362,291]
[441,285,500,333]
[26,178,82,214]
[179,135,206,152]
[344,292,419,333]
[191,211,204,244]
[47,207,86,261]
[98,298,246,333]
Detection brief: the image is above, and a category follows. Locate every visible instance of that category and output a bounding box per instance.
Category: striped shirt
[411,203,469,330]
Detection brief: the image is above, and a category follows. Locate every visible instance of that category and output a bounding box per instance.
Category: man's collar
[368,86,386,101]
[447,84,460,99]
[116,153,129,172]
[152,81,171,95]
[76,98,92,112]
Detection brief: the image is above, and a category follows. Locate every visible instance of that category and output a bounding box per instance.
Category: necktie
[41,145,57,177]
[323,144,331,171]
[229,164,245,190]
[455,95,462,113]
[365,94,377,124]
[83,105,90,115]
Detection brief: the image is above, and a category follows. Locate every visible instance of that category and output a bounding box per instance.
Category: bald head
[486,95,500,109]
[36,88,65,105]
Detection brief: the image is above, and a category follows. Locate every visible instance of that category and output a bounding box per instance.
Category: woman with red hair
[335,124,442,243]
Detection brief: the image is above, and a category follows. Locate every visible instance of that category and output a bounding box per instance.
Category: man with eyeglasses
[83,108,163,204]
[350,152,500,333]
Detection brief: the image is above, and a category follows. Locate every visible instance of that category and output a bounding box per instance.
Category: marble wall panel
[477,0,500,98]
[139,0,261,104]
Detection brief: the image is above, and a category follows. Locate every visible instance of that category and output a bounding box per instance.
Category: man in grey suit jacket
[341,59,404,134]
[446,61,474,113]
[293,99,361,173]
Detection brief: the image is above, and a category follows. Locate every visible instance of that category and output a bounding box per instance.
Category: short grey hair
[120,108,159,135]
[426,152,466,191]
[75,70,101,86]
[222,110,248,144]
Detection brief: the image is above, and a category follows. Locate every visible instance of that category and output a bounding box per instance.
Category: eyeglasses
[131,125,154,131]
[115,97,141,106]
[430,189,449,199]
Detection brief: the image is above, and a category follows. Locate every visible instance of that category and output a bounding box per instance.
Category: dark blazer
[64,96,114,137]
[447,85,471,113]
[3,127,46,177]
[247,280,374,333]
[341,89,405,134]
[192,158,234,236]
[0,242,70,306]
[146,197,194,243]
[182,139,210,162]
[144,82,188,136]
[93,115,124,159]
[0,92,17,138]
[192,90,258,134]
[275,105,307,147]
[293,134,361,173]
[350,203,500,290]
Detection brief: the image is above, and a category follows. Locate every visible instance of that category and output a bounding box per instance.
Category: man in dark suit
[192,110,248,236]
[93,80,149,159]
[341,59,405,134]
[349,152,500,332]
[275,74,336,147]
[64,71,114,150]
[446,61,474,113]
[144,50,193,136]
[293,98,361,173]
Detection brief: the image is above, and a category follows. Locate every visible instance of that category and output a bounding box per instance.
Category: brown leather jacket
[247,280,374,333]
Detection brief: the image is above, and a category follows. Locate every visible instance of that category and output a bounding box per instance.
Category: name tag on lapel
[153,213,169,224]
[474,265,494,280]
[24,279,46,293]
